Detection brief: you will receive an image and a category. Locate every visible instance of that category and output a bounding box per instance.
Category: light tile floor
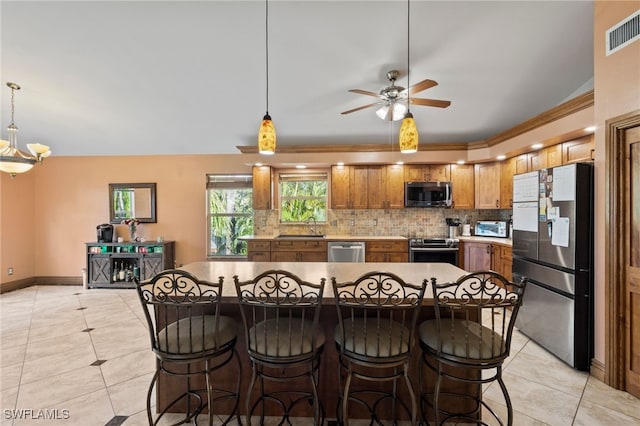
[1,285,639,425]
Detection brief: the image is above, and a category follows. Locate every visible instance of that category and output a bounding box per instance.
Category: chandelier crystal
[0,82,51,177]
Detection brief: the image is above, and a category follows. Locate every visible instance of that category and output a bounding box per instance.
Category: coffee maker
[97,224,114,243]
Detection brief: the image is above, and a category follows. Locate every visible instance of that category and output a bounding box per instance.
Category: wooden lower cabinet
[270,239,328,262]
[365,240,408,263]
[461,241,512,280]
[247,240,271,261]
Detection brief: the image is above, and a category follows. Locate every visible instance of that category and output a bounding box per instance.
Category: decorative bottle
[113,263,119,282]
[118,262,126,281]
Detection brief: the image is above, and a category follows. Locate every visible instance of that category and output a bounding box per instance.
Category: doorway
[606,110,640,399]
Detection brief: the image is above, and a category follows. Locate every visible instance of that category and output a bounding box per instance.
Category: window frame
[206,174,253,259]
[275,168,329,224]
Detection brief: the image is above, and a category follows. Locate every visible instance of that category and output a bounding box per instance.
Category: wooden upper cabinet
[366,166,385,209]
[385,165,405,209]
[475,162,501,209]
[350,166,369,209]
[331,166,352,209]
[500,157,516,209]
[450,164,474,209]
[544,144,563,168]
[404,164,450,182]
[514,154,529,175]
[252,166,272,210]
[562,135,594,164]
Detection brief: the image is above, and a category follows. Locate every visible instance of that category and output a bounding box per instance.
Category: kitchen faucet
[307,217,317,235]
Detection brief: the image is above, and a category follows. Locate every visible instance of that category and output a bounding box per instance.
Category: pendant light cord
[265,0,270,115]
[406,0,410,114]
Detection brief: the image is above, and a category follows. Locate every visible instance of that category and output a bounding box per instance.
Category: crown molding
[237,90,594,155]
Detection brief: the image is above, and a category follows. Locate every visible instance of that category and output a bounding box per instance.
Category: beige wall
[593,2,640,364]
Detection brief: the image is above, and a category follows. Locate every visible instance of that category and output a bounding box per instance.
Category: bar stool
[135,269,241,426]
[418,271,527,426]
[332,271,427,425]
[234,270,326,426]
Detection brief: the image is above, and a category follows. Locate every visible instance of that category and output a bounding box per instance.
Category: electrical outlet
[349,220,355,226]
[372,219,378,226]
[8,267,13,275]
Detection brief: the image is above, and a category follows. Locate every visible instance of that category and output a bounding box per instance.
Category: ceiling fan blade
[348,89,381,98]
[341,102,381,115]
[410,98,452,108]
[408,79,438,95]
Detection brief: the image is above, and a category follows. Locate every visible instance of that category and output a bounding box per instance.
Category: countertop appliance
[409,238,459,265]
[475,221,509,238]
[511,163,593,370]
[328,241,365,263]
[404,181,452,208]
[97,223,114,243]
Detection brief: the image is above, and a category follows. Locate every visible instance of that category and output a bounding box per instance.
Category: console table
[85,241,175,288]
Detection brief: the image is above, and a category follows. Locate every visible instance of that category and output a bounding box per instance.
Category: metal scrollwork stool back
[332,271,427,426]
[234,270,326,426]
[135,269,241,426]
[418,271,527,426]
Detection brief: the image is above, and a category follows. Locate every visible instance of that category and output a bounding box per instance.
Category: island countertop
[180,260,467,299]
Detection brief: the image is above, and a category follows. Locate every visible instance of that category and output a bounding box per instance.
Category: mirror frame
[109,183,157,224]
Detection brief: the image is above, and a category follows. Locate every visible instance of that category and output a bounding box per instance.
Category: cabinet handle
[510,199,513,207]
[496,200,499,208]
[487,245,491,254]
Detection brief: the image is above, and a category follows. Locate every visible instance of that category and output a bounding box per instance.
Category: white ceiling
[0,1,594,157]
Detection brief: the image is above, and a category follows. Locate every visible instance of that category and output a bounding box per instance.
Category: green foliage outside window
[279,174,327,222]
[208,183,253,257]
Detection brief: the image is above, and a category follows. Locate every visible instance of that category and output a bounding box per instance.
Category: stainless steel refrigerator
[511,162,593,370]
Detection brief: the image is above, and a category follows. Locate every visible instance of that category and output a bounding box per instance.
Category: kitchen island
[156,261,473,421]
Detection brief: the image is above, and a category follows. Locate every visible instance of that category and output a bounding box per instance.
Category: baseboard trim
[0,276,82,293]
[591,358,606,383]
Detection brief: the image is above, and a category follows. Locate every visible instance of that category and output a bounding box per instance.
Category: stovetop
[409,238,459,248]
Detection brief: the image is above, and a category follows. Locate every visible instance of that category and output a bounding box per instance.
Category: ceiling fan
[341,70,451,121]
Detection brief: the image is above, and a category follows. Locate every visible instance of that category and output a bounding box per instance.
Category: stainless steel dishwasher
[328,241,365,262]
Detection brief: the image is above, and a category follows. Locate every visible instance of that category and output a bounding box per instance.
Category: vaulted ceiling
[0,1,594,157]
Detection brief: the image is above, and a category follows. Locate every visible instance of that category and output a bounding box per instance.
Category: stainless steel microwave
[404,181,452,208]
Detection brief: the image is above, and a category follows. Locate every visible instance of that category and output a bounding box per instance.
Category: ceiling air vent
[606,9,640,56]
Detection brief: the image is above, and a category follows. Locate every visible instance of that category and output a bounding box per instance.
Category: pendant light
[258,0,276,155]
[399,0,418,154]
[0,82,51,177]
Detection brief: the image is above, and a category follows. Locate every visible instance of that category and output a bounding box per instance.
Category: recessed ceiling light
[496,155,506,160]
[531,143,543,149]
[396,161,404,165]
[456,160,465,165]
[296,165,306,169]
[255,162,263,167]
[585,126,596,132]
[337,162,344,166]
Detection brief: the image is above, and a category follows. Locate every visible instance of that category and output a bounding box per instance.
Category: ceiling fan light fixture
[376,102,407,121]
[399,111,418,154]
[258,113,276,155]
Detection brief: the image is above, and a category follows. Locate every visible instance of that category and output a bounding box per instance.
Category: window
[279,172,328,223]
[206,174,253,257]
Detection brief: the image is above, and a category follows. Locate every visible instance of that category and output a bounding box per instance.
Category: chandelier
[0,82,51,177]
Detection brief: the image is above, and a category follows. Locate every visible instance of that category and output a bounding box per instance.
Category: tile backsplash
[254,209,511,238]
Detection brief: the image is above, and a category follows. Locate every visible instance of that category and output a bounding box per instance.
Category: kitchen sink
[275,234,326,238]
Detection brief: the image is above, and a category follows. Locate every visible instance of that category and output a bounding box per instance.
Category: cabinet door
[514,154,529,174]
[350,166,369,209]
[386,252,409,263]
[271,251,299,262]
[528,151,544,171]
[474,163,501,209]
[252,166,272,210]
[500,158,516,209]
[89,255,111,284]
[404,165,429,182]
[385,165,405,209]
[499,245,513,281]
[450,164,474,209]
[428,164,450,181]
[562,135,594,164]
[463,242,492,271]
[365,252,387,262]
[331,166,351,209]
[299,251,327,262]
[247,241,271,261]
[544,144,562,168]
[367,166,386,209]
[142,255,163,280]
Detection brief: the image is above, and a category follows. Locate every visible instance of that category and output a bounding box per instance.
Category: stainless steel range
[408,238,460,265]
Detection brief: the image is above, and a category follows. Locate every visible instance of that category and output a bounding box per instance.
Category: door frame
[605,110,640,388]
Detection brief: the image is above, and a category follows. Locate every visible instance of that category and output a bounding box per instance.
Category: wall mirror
[109,183,157,224]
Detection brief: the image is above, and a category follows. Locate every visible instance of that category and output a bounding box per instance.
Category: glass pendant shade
[27,143,52,162]
[399,112,418,153]
[258,114,276,155]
